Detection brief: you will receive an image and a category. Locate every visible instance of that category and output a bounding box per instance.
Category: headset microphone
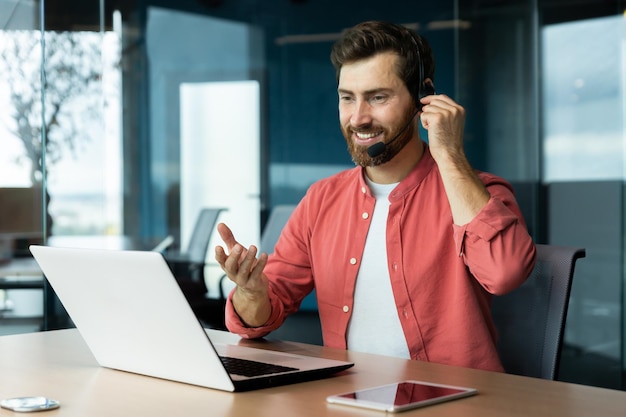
[366,110,418,158]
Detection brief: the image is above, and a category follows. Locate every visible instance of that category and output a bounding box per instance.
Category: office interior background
[0,0,624,390]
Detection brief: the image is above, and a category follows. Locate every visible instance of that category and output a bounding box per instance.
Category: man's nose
[350,100,373,127]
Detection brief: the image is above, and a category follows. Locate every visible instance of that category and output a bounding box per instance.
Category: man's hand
[215,223,272,327]
[419,94,466,165]
[419,94,490,225]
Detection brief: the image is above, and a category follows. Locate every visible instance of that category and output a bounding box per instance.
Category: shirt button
[343,305,350,313]
[361,187,367,194]
[350,257,357,265]
[362,212,369,220]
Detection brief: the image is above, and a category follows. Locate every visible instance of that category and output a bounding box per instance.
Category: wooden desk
[0,329,624,417]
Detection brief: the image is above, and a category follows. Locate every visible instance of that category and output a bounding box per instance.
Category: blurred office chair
[165,207,226,293]
[164,207,227,330]
[491,244,586,380]
[151,235,175,253]
[259,205,296,255]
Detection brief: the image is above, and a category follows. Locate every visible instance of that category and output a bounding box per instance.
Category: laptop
[29,245,353,392]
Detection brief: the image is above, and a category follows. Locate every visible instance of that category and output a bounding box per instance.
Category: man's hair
[330,21,435,104]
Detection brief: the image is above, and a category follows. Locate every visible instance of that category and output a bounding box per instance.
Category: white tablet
[326,380,477,413]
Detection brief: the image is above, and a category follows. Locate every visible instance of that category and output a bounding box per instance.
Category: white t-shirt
[346,178,411,359]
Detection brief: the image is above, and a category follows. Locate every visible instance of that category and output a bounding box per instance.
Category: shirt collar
[357,141,436,201]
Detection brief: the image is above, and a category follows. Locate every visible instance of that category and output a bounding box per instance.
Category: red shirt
[226,144,536,372]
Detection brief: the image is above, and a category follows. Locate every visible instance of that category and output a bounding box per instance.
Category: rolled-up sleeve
[224,287,286,339]
[453,177,536,295]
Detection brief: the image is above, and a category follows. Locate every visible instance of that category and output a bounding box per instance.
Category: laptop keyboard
[220,356,299,377]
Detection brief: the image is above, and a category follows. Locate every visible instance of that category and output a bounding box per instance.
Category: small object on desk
[0,396,60,412]
[326,380,477,413]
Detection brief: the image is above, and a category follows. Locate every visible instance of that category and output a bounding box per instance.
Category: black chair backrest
[185,207,226,264]
[260,205,296,254]
[491,244,585,380]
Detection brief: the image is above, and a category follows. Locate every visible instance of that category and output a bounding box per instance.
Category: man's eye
[371,95,386,103]
[340,96,354,102]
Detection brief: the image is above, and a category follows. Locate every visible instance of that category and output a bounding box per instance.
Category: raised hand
[214,223,271,327]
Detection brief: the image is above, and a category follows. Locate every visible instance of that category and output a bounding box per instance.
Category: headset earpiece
[408,31,435,109]
[421,79,435,98]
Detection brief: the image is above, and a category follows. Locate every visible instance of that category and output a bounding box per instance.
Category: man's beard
[342,107,418,167]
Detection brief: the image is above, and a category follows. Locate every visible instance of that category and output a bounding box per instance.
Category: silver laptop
[29,245,353,392]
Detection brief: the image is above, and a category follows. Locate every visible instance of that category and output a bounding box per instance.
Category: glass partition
[0,0,121,330]
[0,0,47,333]
[540,10,626,389]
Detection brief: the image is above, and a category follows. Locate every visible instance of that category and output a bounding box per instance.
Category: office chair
[491,244,586,380]
[259,205,297,255]
[165,207,226,292]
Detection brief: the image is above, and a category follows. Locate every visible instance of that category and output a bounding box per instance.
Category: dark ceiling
[42,0,624,31]
[44,0,134,31]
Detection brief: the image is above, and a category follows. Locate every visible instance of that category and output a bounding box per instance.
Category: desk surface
[0,329,624,416]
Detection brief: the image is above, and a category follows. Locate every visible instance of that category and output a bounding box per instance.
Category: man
[215,21,536,372]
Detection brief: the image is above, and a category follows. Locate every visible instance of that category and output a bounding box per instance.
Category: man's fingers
[215,245,227,267]
[217,223,238,249]
[218,244,265,289]
[221,244,242,279]
[237,245,259,276]
[242,251,269,293]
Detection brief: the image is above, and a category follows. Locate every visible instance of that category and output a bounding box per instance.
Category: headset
[408,30,436,110]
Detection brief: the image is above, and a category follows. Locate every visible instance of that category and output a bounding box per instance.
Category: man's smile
[353,130,383,146]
